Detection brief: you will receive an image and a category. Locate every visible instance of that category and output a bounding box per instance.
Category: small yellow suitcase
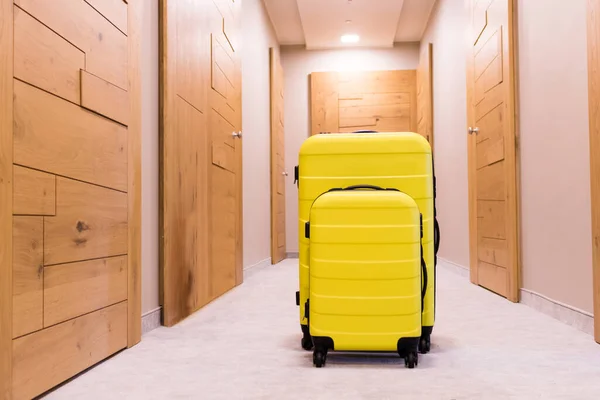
[305,186,426,368]
[296,132,438,354]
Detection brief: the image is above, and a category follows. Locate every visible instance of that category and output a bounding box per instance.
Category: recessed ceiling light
[346,20,352,24]
[341,34,360,44]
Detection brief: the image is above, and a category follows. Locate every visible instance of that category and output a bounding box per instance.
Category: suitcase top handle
[352,130,378,133]
[328,184,400,192]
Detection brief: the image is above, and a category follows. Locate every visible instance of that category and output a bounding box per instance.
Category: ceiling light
[341,34,360,44]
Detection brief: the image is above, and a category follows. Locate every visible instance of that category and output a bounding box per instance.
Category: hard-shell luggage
[305,186,427,368]
[295,132,439,353]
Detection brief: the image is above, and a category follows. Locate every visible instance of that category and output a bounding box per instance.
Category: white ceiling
[263,0,437,50]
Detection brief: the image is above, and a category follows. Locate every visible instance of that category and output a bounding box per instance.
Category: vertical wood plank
[310,72,339,135]
[417,43,434,145]
[0,0,13,396]
[127,0,142,346]
[587,0,600,344]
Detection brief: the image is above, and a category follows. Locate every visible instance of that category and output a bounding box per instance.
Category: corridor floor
[46,259,600,400]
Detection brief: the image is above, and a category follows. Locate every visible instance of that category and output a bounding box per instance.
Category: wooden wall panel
[14,6,85,105]
[127,0,142,347]
[0,0,13,396]
[44,256,128,327]
[13,80,128,192]
[588,0,600,344]
[310,72,339,135]
[84,0,128,35]
[44,178,128,266]
[12,302,127,400]
[417,42,434,144]
[81,70,130,125]
[12,217,43,339]
[13,166,56,216]
[17,0,128,89]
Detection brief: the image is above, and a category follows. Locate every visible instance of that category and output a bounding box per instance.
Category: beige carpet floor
[45,259,600,400]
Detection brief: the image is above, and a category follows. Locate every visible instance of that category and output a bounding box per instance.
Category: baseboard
[141,307,162,335]
[438,257,595,336]
[244,257,272,270]
[438,257,470,278]
[286,252,299,259]
[520,288,594,336]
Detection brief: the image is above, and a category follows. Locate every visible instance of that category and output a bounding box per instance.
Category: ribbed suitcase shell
[308,190,422,351]
[297,132,435,337]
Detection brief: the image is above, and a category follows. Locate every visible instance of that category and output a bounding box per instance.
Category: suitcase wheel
[313,349,327,368]
[418,336,431,354]
[301,335,313,351]
[405,352,418,369]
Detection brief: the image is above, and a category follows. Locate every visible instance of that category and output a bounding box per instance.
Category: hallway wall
[281,44,421,252]
[518,0,593,313]
[420,0,470,268]
[141,0,160,315]
[241,0,279,268]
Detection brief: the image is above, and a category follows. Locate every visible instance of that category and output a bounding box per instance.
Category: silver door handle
[468,127,479,135]
[282,171,288,176]
[232,131,242,138]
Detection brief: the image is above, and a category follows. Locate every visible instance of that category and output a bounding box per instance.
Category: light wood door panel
[44,177,128,266]
[3,0,141,397]
[587,0,600,343]
[44,256,128,327]
[14,79,128,192]
[270,48,286,264]
[12,302,127,400]
[467,0,519,301]
[161,0,242,326]
[14,6,85,105]
[13,166,56,216]
[310,70,419,136]
[12,217,44,339]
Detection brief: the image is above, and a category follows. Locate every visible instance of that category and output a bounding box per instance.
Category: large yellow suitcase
[305,186,426,368]
[296,132,438,353]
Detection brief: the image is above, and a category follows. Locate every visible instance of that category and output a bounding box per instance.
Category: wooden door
[0,1,142,398]
[270,48,286,264]
[466,0,519,301]
[417,43,434,146]
[160,0,242,327]
[310,70,419,135]
[587,0,600,344]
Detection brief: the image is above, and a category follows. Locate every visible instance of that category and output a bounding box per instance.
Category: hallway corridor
[46,259,600,400]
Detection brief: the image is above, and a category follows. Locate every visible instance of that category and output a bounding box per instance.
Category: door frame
[0,1,142,396]
[270,47,286,263]
[587,0,600,344]
[465,0,521,302]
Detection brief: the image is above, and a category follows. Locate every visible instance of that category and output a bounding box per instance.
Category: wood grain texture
[466,0,519,301]
[12,302,127,400]
[17,0,128,89]
[587,0,600,344]
[417,43,434,145]
[270,48,286,264]
[127,0,142,347]
[44,177,128,266]
[81,70,130,125]
[13,166,56,216]
[14,79,128,192]
[85,0,128,35]
[14,6,85,105]
[44,256,128,327]
[12,217,43,339]
[0,0,13,396]
[310,72,339,135]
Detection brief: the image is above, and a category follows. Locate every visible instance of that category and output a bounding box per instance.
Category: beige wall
[420,0,470,268]
[241,0,279,268]
[281,44,421,252]
[518,0,594,313]
[141,0,160,315]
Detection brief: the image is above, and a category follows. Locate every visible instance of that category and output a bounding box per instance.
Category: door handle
[468,127,479,135]
[282,171,288,176]
[232,131,242,138]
